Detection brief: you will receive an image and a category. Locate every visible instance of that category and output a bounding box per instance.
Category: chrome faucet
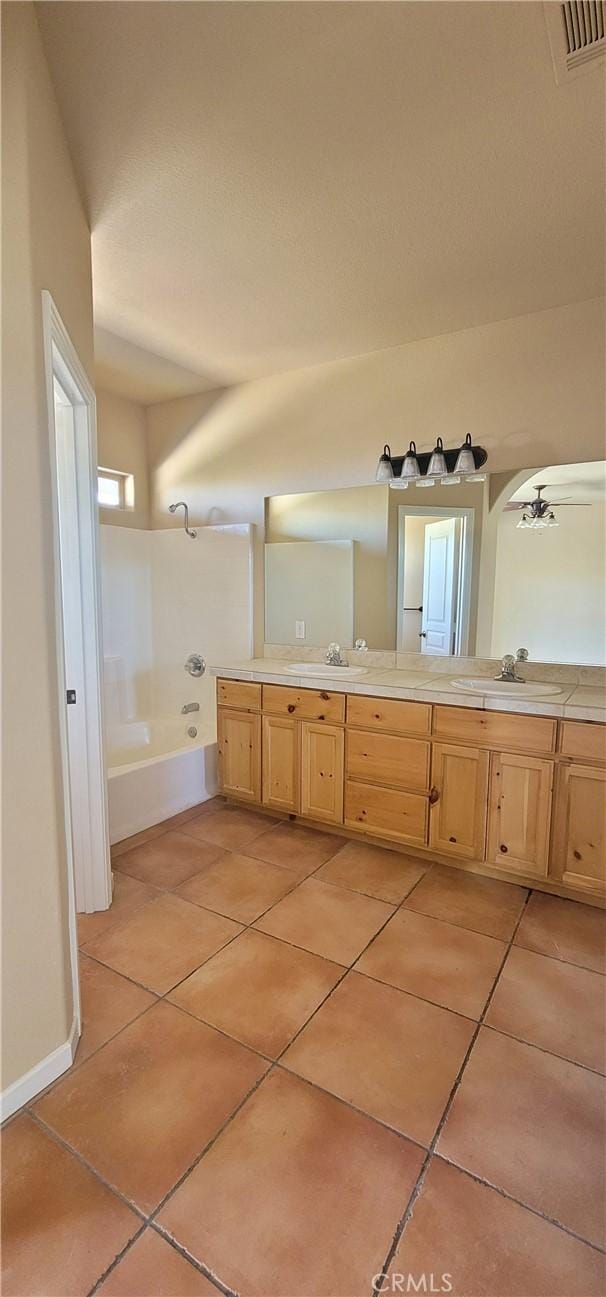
[495,648,529,682]
[326,642,346,667]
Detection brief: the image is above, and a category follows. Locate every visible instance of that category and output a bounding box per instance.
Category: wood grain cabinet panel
[263,685,345,724]
[345,780,428,847]
[262,715,299,813]
[487,752,553,878]
[432,705,556,755]
[559,721,606,764]
[346,730,430,793]
[217,708,261,803]
[217,679,261,711]
[300,722,344,824]
[551,763,606,899]
[429,742,489,861]
[346,695,431,737]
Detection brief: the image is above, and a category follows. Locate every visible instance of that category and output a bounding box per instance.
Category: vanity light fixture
[453,433,476,476]
[376,433,488,489]
[375,445,394,482]
[427,437,447,478]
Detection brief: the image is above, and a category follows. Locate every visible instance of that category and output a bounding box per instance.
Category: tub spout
[181,701,200,714]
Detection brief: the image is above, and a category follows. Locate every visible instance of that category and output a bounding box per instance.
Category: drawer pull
[429,786,440,805]
[287,704,296,714]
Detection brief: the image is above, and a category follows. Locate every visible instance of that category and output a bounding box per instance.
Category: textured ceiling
[37,1,605,402]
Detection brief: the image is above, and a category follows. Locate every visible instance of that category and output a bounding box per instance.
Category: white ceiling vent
[544,1,606,82]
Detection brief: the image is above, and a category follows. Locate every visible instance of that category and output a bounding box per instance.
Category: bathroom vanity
[215,672,606,906]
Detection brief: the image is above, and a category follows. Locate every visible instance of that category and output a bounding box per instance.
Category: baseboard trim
[1,1016,79,1123]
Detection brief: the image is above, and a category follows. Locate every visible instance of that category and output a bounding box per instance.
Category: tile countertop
[210,660,606,724]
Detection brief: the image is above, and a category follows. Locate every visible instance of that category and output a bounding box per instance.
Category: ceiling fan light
[376,444,394,482]
[454,434,476,476]
[517,514,529,529]
[548,512,559,527]
[427,437,447,478]
[401,441,421,480]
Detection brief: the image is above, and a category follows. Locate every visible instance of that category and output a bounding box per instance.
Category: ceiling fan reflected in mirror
[504,484,591,531]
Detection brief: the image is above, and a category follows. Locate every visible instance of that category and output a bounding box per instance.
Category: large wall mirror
[264,460,606,666]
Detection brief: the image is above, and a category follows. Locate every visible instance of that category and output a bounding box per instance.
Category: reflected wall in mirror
[264,460,606,666]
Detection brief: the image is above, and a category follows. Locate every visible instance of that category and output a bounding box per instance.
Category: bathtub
[106,717,218,845]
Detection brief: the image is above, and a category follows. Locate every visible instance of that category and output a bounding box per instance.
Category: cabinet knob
[287,704,296,714]
[429,786,440,805]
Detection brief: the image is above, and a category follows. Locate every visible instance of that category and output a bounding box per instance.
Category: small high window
[97,468,134,510]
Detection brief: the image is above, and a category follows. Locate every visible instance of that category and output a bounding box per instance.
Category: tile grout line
[432,1151,606,1257]
[369,888,535,1293]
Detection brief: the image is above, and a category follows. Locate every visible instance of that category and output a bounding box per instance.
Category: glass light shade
[427,437,447,477]
[416,477,436,488]
[401,441,421,480]
[548,512,559,527]
[465,473,487,483]
[389,478,409,490]
[442,474,462,486]
[454,434,476,475]
[517,514,529,529]
[375,445,394,482]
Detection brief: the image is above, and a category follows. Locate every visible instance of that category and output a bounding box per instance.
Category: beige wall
[1,4,94,1089]
[266,486,391,647]
[148,297,605,653]
[491,504,606,666]
[97,389,150,528]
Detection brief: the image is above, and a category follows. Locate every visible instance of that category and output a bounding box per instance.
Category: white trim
[1,1018,79,1123]
[42,292,112,1070]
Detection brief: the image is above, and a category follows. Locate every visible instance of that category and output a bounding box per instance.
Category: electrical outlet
[295,620,305,640]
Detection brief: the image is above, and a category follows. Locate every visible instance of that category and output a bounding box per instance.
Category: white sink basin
[452,677,562,698]
[285,662,368,679]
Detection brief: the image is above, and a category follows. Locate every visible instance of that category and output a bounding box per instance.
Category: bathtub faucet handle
[181,701,200,714]
[184,654,205,678]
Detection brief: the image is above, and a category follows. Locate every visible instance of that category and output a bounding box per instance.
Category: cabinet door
[217,708,261,803]
[262,715,298,813]
[551,763,606,899]
[487,752,553,878]
[429,742,488,861]
[300,722,344,825]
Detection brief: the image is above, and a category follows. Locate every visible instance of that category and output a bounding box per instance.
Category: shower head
[168,501,196,538]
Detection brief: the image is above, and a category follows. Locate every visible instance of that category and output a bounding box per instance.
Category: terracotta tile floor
[2,798,605,1297]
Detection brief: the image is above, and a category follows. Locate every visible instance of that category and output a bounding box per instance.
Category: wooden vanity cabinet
[551,762,606,898]
[217,707,261,803]
[300,721,344,824]
[486,752,553,879]
[262,715,299,813]
[216,677,606,905]
[428,742,489,861]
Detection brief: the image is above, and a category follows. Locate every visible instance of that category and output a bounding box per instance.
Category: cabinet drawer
[345,779,427,848]
[559,721,606,764]
[432,705,556,754]
[346,730,430,793]
[263,684,345,724]
[346,694,431,737]
[217,679,261,711]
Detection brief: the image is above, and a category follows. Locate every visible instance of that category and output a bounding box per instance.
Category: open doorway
[396,506,474,655]
[43,292,112,935]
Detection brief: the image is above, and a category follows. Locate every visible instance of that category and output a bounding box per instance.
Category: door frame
[396,505,475,654]
[42,294,111,1015]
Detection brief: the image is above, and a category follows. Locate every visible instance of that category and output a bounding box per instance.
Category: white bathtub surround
[107,720,218,844]
[100,523,252,842]
[214,658,606,723]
